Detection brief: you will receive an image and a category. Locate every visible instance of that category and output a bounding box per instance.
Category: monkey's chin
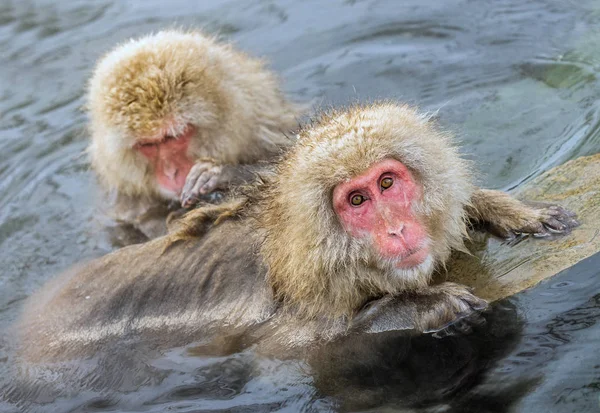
[158,186,179,201]
[394,246,430,269]
[388,254,434,287]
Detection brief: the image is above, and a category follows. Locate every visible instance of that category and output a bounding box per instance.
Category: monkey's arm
[181,161,266,208]
[465,189,579,239]
[350,282,487,336]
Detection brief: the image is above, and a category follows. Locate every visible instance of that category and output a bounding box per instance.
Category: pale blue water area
[1,0,600,411]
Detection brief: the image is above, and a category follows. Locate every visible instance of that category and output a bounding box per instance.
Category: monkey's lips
[394,245,430,269]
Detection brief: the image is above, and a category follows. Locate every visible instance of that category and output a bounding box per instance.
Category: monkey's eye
[164,134,176,141]
[350,194,366,206]
[138,142,155,148]
[380,177,393,190]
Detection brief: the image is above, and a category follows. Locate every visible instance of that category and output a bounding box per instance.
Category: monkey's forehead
[89,31,224,105]
[94,30,217,77]
[88,41,229,137]
[292,103,447,171]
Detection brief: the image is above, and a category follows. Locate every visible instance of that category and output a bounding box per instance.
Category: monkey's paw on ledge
[443,153,600,303]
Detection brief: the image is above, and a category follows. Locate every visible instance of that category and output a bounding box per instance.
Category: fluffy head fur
[259,103,473,318]
[87,30,300,199]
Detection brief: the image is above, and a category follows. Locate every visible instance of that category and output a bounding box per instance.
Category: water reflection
[313,302,524,412]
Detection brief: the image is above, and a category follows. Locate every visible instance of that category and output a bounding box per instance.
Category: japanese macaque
[87,30,301,240]
[18,103,578,371]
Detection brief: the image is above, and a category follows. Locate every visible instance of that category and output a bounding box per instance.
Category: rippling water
[1,0,599,412]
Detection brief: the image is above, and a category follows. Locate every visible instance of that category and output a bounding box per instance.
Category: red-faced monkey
[87,30,302,240]
[18,103,577,371]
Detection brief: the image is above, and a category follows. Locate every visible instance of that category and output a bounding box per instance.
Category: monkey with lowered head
[87,30,302,241]
[17,103,578,376]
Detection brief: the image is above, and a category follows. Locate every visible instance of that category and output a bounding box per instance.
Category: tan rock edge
[443,153,600,302]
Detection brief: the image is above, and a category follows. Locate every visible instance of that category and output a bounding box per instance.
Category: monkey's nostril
[388,224,405,237]
[165,168,178,180]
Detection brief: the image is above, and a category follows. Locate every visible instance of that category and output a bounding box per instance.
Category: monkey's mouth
[394,245,430,269]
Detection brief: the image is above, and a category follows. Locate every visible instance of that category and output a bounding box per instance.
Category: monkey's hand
[181,162,265,208]
[468,189,580,240]
[350,282,487,336]
[180,161,225,208]
[502,201,579,240]
[483,201,580,241]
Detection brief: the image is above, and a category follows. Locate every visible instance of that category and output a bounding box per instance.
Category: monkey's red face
[134,124,197,196]
[333,159,430,269]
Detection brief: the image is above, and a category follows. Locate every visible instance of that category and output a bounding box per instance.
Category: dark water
[1,0,600,411]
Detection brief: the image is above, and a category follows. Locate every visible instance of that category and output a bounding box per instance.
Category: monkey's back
[17,219,275,363]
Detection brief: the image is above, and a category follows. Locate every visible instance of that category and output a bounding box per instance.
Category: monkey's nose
[387,223,405,237]
[164,167,179,181]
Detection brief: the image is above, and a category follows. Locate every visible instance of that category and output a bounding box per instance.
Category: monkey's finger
[564,217,581,228]
[520,221,547,235]
[461,293,489,312]
[432,328,454,338]
[453,312,487,333]
[181,176,201,205]
[193,173,213,193]
[181,163,211,201]
[465,312,487,326]
[181,195,200,209]
[199,175,221,195]
[546,205,577,218]
[550,213,580,229]
[431,311,486,338]
[181,188,203,207]
[431,316,473,337]
[184,170,220,202]
[181,169,222,207]
[451,319,473,334]
[532,214,580,237]
[541,217,569,233]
